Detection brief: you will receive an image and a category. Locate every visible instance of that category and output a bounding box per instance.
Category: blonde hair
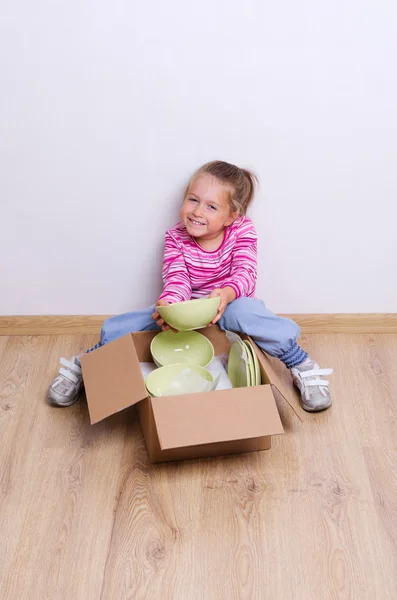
[185,160,258,215]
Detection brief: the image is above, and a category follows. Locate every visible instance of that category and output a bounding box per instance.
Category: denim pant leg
[101,306,161,344]
[218,297,307,368]
[86,306,160,353]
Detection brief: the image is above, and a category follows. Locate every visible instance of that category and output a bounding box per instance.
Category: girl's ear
[225,211,239,227]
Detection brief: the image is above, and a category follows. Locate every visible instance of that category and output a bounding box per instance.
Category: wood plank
[346,333,397,448]
[0,336,9,361]
[1,313,397,335]
[363,446,397,557]
[1,333,397,599]
[0,335,124,599]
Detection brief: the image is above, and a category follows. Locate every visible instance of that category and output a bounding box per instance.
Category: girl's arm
[221,222,258,299]
[209,221,257,324]
[157,231,192,304]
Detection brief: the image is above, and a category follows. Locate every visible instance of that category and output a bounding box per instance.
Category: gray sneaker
[48,356,83,407]
[291,360,333,412]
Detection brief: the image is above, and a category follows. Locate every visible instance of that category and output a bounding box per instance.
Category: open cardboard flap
[247,336,304,422]
[80,333,147,424]
[151,385,285,451]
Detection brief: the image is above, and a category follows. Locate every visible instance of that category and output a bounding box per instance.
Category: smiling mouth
[188,218,206,227]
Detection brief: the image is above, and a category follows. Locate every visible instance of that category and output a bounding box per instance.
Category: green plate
[228,341,250,388]
[246,340,261,385]
[243,341,256,386]
[245,345,253,386]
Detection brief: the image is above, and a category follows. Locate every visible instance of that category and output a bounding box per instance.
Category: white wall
[1,0,396,315]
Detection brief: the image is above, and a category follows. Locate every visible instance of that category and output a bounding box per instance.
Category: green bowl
[145,364,214,397]
[150,330,214,368]
[157,297,221,331]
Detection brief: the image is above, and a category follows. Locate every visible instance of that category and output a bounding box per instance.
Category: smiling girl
[49,161,333,412]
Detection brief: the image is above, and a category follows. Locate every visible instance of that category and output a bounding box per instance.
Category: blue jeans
[91,298,307,368]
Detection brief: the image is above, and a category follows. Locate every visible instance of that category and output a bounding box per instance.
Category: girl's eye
[189,198,198,203]
[209,205,217,211]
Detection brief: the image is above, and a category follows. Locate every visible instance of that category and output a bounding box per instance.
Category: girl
[48,161,333,412]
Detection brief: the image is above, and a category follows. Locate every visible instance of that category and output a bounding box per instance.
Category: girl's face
[180,174,237,241]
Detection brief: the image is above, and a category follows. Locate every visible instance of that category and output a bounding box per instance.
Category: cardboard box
[80,327,300,463]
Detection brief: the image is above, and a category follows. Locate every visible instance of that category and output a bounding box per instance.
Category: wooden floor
[0,333,396,600]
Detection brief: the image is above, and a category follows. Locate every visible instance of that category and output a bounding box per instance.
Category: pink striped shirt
[158,216,257,304]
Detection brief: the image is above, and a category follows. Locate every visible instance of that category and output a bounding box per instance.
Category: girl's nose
[193,204,204,217]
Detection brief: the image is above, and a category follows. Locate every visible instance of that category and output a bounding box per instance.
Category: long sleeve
[157,231,192,303]
[221,221,257,299]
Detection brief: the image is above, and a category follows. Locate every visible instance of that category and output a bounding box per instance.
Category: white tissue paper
[207,357,232,390]
[139,362,157,380]
[163,367,215,396]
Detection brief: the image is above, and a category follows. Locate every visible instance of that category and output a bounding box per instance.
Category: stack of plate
[227,340,262,388]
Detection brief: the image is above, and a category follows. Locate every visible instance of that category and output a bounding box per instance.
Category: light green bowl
[157,297,221,331]
[151,330,214,368]
[145,364,214,397]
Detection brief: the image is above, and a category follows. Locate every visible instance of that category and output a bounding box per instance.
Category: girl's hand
[152,300,171,331]
[209,287,236,325]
